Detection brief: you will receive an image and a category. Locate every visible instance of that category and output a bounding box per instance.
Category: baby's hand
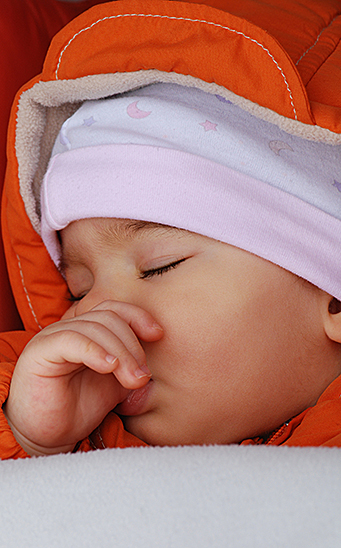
[4,301,163,456]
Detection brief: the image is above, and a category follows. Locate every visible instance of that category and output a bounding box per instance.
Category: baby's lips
[115,379,153,416]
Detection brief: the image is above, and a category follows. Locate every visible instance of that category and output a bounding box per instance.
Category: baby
[4,84,341,455]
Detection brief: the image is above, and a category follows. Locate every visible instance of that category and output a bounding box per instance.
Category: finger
[30,329,152,390]
[48,311,149,372]
[88,300,164,341]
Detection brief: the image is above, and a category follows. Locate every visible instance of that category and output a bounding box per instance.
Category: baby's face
[60,218,334,445]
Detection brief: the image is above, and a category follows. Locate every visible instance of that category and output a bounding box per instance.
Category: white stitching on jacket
[296,14,340,66]
[55,13,298,119]
[16,253,42,330]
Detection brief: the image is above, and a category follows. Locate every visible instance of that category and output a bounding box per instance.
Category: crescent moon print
[127,101,152,119]
[269,140,294,155]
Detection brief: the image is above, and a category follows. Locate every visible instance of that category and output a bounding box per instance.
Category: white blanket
[0,444,340,547]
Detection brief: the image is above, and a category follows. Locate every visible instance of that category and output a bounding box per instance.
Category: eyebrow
[58,219,181,276]
[98,219,182,243]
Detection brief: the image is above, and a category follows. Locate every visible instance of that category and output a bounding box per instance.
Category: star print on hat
[42,82,341,299]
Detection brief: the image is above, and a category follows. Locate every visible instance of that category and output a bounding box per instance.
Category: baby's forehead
[59,217,185,252]
[58,217,197,273]
[83,217,182,241]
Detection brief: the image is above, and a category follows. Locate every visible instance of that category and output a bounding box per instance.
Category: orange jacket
[1,0,341,458]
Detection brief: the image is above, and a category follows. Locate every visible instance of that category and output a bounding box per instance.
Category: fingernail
[106,355,118,365]
[152,321,163,331]
[134,363,152,379]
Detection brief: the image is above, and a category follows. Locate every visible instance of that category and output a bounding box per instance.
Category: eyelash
[67,258,187,301]
[140,258,187,279]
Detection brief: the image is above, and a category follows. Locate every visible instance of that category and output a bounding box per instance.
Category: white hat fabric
[41,83,341,298]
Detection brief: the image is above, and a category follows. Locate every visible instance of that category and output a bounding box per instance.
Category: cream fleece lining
[15,69,341,234]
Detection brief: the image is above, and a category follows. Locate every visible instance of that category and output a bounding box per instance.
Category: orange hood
[2,0,341,332]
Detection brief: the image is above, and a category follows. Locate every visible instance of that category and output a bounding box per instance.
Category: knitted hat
[41,83,341,298]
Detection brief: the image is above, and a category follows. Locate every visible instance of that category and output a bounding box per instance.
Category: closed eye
[66,258,188,298]
[140,258,187,279]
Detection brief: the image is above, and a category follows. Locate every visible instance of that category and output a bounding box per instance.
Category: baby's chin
[120,414,223,447]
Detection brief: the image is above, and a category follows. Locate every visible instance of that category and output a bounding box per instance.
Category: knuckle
[82,338,98,357]
[128,337,144,357]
